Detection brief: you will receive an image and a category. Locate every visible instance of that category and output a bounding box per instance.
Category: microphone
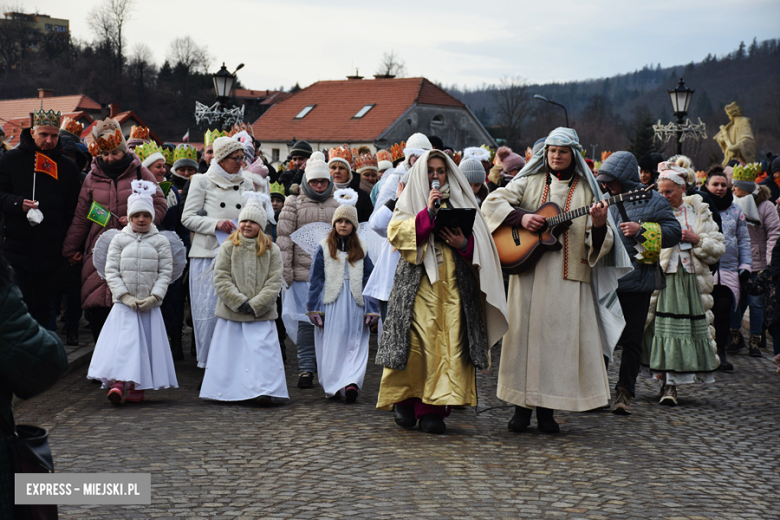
[432,180,441,209]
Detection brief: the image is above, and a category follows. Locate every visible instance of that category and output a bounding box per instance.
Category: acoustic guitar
[492,189,651,275]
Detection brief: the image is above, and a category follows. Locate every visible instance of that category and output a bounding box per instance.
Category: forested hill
[447,38,780,168]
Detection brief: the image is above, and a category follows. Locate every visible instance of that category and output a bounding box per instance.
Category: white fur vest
[321,238,367,307]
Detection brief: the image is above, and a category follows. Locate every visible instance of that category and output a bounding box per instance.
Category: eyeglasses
[308,179,329,186]
[227,155,245,163]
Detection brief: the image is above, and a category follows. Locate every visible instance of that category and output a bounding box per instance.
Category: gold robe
[375,212,476,410]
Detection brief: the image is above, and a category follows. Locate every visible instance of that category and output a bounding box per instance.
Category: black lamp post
[534,94,569,128]
[668,77,695,155]
[212,62,244,129]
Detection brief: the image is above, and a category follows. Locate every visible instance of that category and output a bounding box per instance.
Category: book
[432,208,476,238]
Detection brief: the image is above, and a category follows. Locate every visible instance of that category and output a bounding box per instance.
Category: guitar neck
[547,192,636,227]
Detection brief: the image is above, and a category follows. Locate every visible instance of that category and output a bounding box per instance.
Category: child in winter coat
[87,180,178,404]
[307,190,379,403]
[200,192,287,404]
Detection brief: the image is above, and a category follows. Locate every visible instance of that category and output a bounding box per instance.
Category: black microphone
[432,180,441,209]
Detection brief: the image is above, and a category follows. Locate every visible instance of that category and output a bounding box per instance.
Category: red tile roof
[0,94,101,120]
[252,77,464,142]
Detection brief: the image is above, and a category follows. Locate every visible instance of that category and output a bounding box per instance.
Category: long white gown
[88,303,178,390]
[190,257,219,368]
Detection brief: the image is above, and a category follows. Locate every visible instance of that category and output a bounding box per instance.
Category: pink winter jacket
[62,154,166,309]
[749,187,780,272]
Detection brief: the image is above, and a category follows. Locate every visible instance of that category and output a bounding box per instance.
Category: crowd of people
[2,108,780,439]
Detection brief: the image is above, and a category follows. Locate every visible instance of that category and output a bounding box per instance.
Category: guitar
[492,188,651,275]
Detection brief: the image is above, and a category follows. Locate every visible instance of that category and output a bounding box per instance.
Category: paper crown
[355,153,378,171]
[96,128,124,153]
[732,163,761,183]
[481,145,495,162]
[161,147,174,165]
[442,150,462,166]
[391,141,406,162]
[601,151,613,162]
[376,150,392,163]
[174,143,198,163]
[60,116,83,137]
[269,182,286,198]
[88,142,100,157]
[204,129,228,147]
[135,141,164,163]
[329,145,353,165]
[33,109,62,128]
[129,125,149,142]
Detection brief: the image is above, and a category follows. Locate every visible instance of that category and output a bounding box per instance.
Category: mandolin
[492,188,651,275]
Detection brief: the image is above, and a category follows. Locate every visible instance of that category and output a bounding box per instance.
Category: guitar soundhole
[512,228,520,246]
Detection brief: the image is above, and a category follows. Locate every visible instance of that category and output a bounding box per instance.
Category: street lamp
[667,77,695,155]
[212,62,244,129]
[534,94,569,128]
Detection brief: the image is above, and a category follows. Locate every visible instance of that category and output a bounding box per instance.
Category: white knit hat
[460,158,487,185]
[238,191,274,228]
[404,133,432,158]
[378,159,393,171]
[305,151,330,181]
[213,136,245,164]
[142,153,165,170]
[127,179,157,217]
[332,188,359,229]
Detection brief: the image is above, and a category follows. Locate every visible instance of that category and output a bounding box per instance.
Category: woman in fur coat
[643,164,725,405]
[87,180,177,404]
[200,193,286,404]
[306,190,378,403]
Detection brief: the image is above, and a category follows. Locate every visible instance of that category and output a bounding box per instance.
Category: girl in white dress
[200,193,287,405]
[307,190,379,402]
[88,180,178,405]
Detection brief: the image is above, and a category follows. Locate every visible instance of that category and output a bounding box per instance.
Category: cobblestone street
[13,333,780,519]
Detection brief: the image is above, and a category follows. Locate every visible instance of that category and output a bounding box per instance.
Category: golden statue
[713,102,755,166]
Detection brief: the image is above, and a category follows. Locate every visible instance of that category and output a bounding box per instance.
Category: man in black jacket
[0,110,81,326]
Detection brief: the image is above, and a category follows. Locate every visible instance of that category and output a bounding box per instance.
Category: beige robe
[482,174,614,411]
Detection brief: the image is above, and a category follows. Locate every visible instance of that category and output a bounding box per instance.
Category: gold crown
[204,129,228,147]
[732,163,761,183]
[96,128,124,152]
[88,142,100,157]
[173,144,198,163]
[270,182,286,198]
[135,141,164,162]
[60,116,83,136]
[355,153,378,171]
[452,151,462,166]
[376,150,392,163]
[391,141,405,162]
[162,147,174,165]
[129,125,149,141]
[32,108,62,128]
[329,146,353,165]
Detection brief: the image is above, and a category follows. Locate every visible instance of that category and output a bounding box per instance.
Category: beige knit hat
[332,188,359,228]
[213,136,245,164]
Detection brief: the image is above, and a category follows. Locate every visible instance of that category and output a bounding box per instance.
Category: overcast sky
[23,0,780,91]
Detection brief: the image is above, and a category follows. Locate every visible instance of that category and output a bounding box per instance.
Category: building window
[431,114,444,125]
[294,105,315,119]
[272,149,280,162]
[353,104,374,118]
[45,24,52,30]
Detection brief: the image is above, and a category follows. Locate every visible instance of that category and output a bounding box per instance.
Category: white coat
[105,225,173,303]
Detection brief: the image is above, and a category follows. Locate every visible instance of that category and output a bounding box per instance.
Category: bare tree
[129,43,155,91]
[0,6,36,73]
[376,50,406,78]
[167,36,211,73]
[88,0,134,76]
[492,76,531,148]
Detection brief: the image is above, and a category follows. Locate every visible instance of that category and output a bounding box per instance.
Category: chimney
[109,103,121,118]
[346,68,363,80]
[38,89,54,98]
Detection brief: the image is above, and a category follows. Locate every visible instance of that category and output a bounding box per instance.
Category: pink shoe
[107,381,126,405]
[125,389,145,402]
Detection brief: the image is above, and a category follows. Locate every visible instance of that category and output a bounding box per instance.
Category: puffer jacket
[0,280,68,517]
[600,151,682,293]
[745,185,780,271]
[180,166,254,259]
[276,193,340,286]
[105,225,173,302]
[646,195,726,352]
[62,155,166,309]
[213,235,283,321]
[715,203,751,273]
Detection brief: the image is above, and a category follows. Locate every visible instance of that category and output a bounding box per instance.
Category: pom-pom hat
[239,191,274,229]
[127,179,157,217]
[306,151,330,181]
[213,137,245,164]
[332,188,359,229]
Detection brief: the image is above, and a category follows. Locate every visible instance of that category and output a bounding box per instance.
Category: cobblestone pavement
[13,331,780,519]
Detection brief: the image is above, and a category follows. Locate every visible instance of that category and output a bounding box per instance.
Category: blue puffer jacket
[599,152,682,293]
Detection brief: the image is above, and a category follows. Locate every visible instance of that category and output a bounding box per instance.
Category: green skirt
[643,270,719,375]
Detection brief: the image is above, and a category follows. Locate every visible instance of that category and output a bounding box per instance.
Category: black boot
[190,330,197,357]
[508,406,532,432]
[170,332,184,361]
[393,404,417,428]
[66,329,79,346]
[536,407,560,434]
[718,346,734,372]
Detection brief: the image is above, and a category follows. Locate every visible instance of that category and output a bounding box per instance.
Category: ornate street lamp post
[668,77,695,155]
[212,63,244,129]
[533,94,569,128]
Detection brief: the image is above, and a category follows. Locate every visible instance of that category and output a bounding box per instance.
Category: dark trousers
[85,307,111,343]
[49,263,82,332]
[712,285,734,350]
[12,266,57,329]
[615,291,652,397]
[161,279,184,340]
